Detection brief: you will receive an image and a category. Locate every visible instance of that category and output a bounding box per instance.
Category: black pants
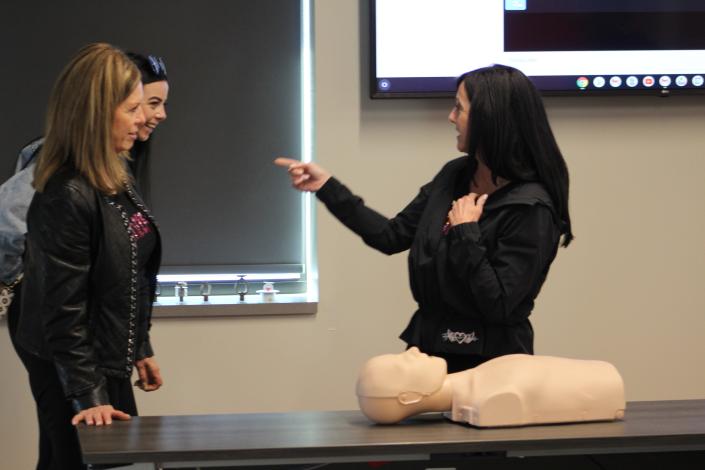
[8,282,138,470]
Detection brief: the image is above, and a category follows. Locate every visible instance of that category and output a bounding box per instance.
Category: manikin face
[356,347,447,399]
[137,80,169,141]
[448,82,471,153]
[112,83,145,153]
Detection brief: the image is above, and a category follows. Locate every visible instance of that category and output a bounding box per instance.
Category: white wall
[2,1,705,468]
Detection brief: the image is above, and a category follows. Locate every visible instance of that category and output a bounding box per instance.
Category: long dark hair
[126,52,168,84]
[458,65,573,247]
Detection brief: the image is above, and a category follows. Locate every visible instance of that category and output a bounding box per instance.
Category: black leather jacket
[18,167,161,412]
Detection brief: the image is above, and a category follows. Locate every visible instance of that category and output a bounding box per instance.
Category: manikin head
[356,347,448,423]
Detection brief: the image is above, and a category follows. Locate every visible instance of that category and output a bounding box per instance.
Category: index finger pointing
[274,157,300,168]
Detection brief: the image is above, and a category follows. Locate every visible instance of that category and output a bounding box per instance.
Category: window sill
[152,293,317,318]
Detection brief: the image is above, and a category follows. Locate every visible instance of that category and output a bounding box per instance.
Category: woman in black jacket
[17,43,163,469]
[276,65,572,373]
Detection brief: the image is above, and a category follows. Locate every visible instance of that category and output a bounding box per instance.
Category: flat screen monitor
[371,0,705,97]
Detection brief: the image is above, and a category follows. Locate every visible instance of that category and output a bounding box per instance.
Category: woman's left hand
[71,405,131,426]
[134,357,163,392]
[448,193,489,226]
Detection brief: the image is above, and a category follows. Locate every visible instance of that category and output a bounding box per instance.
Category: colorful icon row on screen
[577,75,704,90]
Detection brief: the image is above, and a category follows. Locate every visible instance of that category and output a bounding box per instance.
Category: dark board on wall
[0,0,304,271]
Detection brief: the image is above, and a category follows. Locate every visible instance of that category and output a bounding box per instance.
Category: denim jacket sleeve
[0,164,36,285]
[15,138,44,173]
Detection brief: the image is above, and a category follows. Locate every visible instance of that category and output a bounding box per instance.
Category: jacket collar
[449,155,556,214]
[483,181,555,213]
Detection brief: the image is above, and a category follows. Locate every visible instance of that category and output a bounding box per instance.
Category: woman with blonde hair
[16,43,163,469]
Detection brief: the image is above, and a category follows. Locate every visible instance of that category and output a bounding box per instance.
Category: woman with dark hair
[276,64,572,373]
[16,43,163,469]
[125,52,169,198]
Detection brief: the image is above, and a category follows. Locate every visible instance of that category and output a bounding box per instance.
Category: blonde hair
[34,43,141,194]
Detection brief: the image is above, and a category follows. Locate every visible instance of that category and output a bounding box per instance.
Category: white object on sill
[256,282,279,303]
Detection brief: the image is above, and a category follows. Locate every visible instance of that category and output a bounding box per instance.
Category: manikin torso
[356,349,626,427]
[445,354,625,427]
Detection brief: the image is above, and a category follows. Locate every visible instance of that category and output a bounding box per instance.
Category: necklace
[442,218,451,235]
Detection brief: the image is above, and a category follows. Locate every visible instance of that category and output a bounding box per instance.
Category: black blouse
[316,156,561,365]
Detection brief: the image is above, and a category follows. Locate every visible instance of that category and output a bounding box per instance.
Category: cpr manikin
[356,347,625,427]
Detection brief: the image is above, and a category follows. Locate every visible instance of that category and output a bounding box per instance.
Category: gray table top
[78,399,705,465]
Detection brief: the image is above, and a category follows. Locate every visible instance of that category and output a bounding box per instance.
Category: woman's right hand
[274,157,331,192]
[71,405,131,426]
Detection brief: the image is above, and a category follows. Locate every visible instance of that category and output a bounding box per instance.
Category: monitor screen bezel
[369,0,705,99]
